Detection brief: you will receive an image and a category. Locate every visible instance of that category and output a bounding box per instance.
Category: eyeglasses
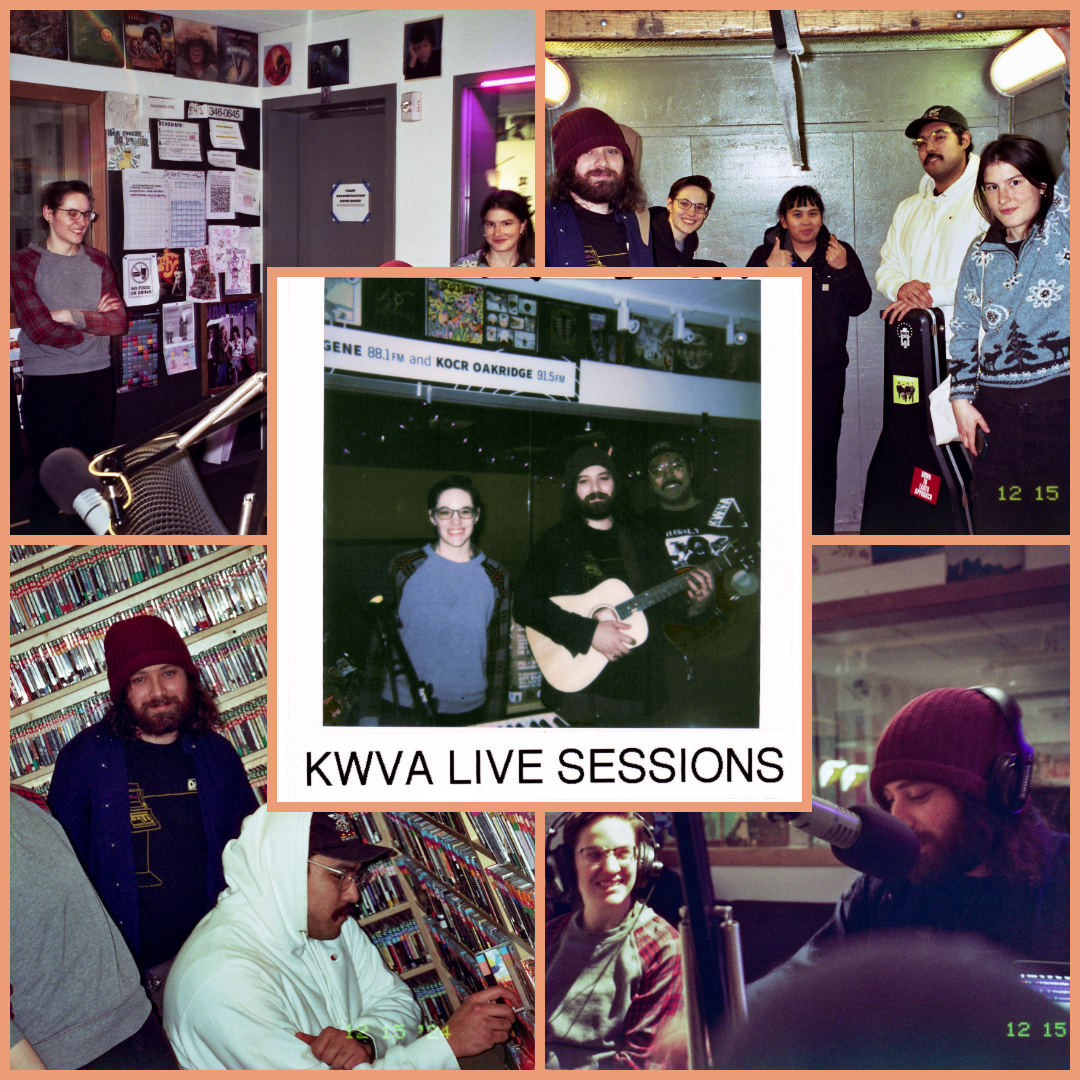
[576,845,635,868]
[54,207,98,223]
[647,458,687,479]
[307,859,366,892]
[434,506,477,520]
[673,197,709,217]
[911,129,952,151]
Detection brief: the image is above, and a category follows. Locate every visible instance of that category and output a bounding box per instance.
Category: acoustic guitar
[526,549,757,693]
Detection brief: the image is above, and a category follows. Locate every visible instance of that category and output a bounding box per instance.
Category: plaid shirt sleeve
[80,247,128,337]
[614,914,683,1069]
[11,247,84,348]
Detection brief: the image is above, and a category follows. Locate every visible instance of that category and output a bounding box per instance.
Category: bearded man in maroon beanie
[749,687,1068,1004]
[545,106,655,267]
[48,613,258,1012]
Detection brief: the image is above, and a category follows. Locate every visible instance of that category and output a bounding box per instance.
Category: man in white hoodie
[163,810,517,1069]
[876,104,986,350]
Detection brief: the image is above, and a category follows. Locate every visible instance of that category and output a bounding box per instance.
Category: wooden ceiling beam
[546,10,1069,41]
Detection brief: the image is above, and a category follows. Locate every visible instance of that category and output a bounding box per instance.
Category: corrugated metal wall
[548,43,1066,530]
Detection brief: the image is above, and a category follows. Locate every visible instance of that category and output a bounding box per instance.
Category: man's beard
[909,804,995,885]
[579,491,616,520]
[570,167,627,206]
[134,691,193,738]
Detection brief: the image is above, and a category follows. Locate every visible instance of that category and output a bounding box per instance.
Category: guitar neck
[614,555,730,620]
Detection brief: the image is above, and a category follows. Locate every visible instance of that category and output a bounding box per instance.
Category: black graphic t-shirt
[655,496,751,571]
[573,205,631,267]
[125,737,209,969]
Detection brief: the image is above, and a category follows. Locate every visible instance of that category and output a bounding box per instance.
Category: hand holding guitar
[684,568,714,613]
[592,619,635,662]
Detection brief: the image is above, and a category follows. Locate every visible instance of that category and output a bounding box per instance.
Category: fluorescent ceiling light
[991,29,1066,96]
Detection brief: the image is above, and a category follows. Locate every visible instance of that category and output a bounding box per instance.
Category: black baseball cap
[905,106,970,139]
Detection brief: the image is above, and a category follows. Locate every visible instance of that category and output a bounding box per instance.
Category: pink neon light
[478,74,536,88]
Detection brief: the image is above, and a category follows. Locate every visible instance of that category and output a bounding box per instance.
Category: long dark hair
[480,189,535,263]
[103,670,222,741]
[974,134,1056,233]
[548,158,648,215]
[959,794,1054,887]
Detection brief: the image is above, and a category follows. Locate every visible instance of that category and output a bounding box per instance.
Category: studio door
[263,85,397,268]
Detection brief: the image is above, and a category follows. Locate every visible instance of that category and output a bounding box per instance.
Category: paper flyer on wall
[238,227,262,264]
[123,253,160,306]
[156,119,202,162]
[107,128,152,170]
[209,119,244,150]
[162,300,197,374]
[105,91,138,129]
[185,246,220,303]
[206,172,235,220]
[166,170,208,248]
[225,247,251,295]
[207,224,240,272]
[122,170,169,248]
[233,167,260,215]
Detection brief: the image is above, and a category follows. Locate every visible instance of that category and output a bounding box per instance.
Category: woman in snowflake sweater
[949,34,1069,533]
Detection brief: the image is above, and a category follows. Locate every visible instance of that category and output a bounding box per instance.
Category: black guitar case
[861,308,974,534]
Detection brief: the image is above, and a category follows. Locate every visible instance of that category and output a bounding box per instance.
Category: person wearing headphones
[752,687,1069,1000]
[545,813,683,1070]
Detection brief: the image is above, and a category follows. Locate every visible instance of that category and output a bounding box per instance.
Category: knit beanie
[869,687,1019,807]
[104,614,197,702]
[564,445,616,487]
[551,107,632,173]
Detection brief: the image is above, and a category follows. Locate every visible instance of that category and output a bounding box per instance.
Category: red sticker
[910,468,941,504]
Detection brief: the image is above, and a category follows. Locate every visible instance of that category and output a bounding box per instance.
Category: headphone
[969,685,1034,815]
[545,812,663,906]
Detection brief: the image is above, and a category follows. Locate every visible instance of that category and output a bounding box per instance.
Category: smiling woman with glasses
[649,174,725,267]
[381,473,511,725]
[10,179,128,529]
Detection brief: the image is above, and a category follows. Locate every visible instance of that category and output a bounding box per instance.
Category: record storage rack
[9,544,268,803]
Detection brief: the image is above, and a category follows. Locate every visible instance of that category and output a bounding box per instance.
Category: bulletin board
[104,100,263,442]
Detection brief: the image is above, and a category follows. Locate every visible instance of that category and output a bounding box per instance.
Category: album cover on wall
[68,11,125,67]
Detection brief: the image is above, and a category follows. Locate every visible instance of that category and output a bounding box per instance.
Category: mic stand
[369,597,437,721]
[672,814,748,1068]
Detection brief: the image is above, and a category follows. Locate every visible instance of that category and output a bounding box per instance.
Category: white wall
[258,9,535,266]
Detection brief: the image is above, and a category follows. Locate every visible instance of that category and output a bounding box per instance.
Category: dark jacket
[545,200,655,267]
[48,721,258,963]
[751,831,1070,1001]
[747,225,872,371]
[648,206,726,268]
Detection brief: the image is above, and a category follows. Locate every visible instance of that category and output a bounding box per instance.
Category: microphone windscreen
[39,448,97,514]
[831,804,920,881]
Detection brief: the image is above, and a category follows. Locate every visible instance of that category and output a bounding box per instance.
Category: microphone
[39,448,115,534]
[769,797,920,880]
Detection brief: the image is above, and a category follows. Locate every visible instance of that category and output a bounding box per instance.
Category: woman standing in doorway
[11,180,127,527]
[454,190,535,267]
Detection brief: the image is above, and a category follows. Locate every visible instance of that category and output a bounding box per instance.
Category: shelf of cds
[351,811,536,1069]
[9,544,268,802]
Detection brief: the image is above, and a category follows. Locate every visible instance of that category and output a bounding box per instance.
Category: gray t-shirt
[10,793,149,1067]
[18,243,112,375]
